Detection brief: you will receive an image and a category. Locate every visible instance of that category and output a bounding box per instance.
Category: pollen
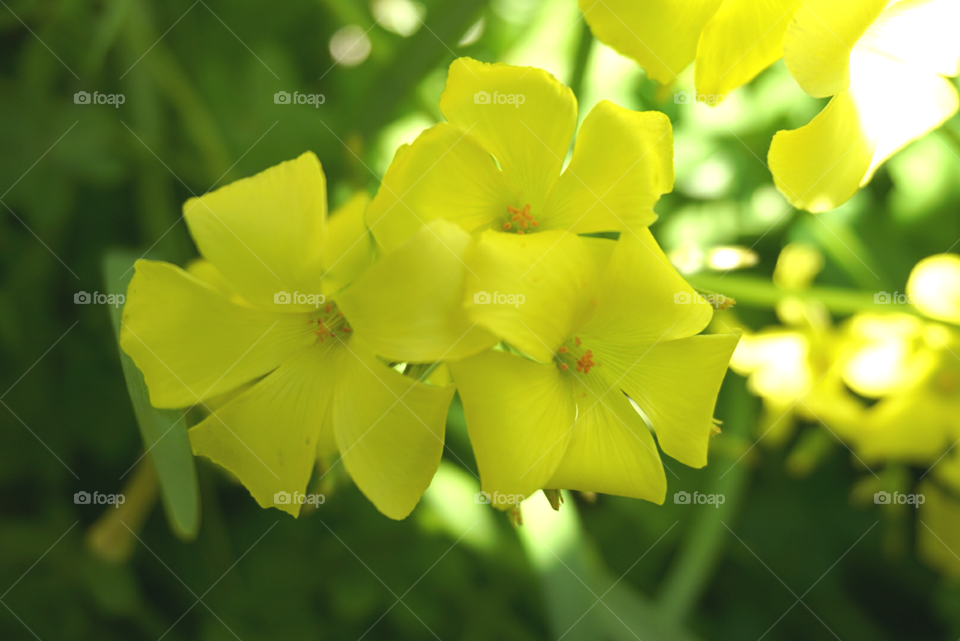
[504,204,540,234]
[575,350,595,374]
[313,303,350,343]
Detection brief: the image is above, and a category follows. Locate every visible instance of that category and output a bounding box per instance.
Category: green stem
[656,376,753,622]
[567,20,594,101]
[688,273,958,326]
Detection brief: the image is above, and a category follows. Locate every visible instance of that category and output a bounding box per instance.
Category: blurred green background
[3,0,960,639]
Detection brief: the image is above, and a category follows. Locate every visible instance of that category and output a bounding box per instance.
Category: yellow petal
[546,372,666,503]
[335,220,498,363]
[767,90,875,213]
[120,260,315,409]
[542,102,672,234]
[858,0,960,78]
[783,0,888,98]
[464,230,600,362]
[583,228,713,345]
[591,333,740,468]
[439,58,576,212]
[323,193,375,294]
[770,52,959,212]
[859,391,955,463]
[447,350,577,503]
[184,152,327,310]
[189,342,337,517]
[332,340,455,520]
[579,0,723,86]
[365,123,520,252]
[852,52,959,182]
[695,0,801,97]
[908,254,960,325]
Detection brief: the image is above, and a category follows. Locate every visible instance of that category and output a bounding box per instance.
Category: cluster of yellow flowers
[728,249,960,574]
[119,58,739,520]
[581,0,960,212]
[116,0,960,530]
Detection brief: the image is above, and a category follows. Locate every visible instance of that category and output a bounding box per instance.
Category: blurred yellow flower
[769,0,960,212]
[448,231,739,506]
[366,57,674,362]
[578,0,801,98]
[121,153,487,519]
[907,253,960,325]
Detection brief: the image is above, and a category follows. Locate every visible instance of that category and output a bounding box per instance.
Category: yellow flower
[120,152,488,519]
[578,0,801,98]
[366,57,674,362]
[843,314,960,464]
[727,244,863,445]
[447,230,739,505]
[769,0,960,212]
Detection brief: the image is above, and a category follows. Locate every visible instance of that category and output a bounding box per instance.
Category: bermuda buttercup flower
[120,152,489,519]
[578,0,801,98]
[447,230,740,504]
[769,0,960,212]
[367,57,674,362]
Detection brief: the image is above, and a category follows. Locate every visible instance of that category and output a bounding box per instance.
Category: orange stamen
[503,222,512,230]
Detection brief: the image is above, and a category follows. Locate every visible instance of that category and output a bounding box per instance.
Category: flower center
[502,204,539,235]
[311,302,352,343]
[555,337,596,374]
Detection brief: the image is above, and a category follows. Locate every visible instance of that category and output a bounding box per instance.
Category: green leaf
[102,250,201,541]
[519,492,700,641]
